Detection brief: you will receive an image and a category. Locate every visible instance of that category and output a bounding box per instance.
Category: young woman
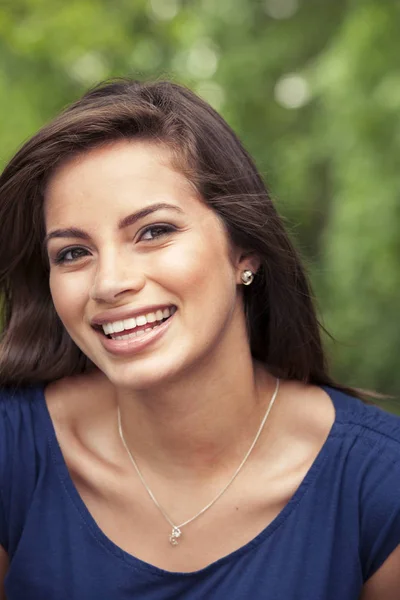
[0,79,399,599]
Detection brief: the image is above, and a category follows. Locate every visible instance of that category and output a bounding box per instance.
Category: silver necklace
[117,378,280,546]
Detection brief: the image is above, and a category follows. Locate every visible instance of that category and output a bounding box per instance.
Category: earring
[241,270,254,286]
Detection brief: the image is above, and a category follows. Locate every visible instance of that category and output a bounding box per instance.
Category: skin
[34,140,400,590]
[45,141,266,472]
[46,142,248,393]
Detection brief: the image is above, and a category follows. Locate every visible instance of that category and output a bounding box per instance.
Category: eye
[54,246,90,265]
[138,224,176,242]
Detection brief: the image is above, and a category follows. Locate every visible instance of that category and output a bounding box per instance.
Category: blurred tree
[0,0,399,395]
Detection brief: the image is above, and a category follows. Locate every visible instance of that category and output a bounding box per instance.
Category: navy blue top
[1,385,400,599]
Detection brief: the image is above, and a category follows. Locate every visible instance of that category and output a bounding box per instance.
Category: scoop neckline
[36,384,346,578]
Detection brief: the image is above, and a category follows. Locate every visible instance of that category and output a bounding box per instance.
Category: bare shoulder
[44,370,117,458]
[278,379,336,444]
[45,370,114,425]
[265,379,337,470]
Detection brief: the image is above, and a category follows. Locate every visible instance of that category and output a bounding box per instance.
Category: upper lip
[90,303,176,327]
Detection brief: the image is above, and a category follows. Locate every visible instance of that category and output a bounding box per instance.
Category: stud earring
[241,270,254,286]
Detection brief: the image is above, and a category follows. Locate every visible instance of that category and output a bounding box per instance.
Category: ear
[235,251,261,285]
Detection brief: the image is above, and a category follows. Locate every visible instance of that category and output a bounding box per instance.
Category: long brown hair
[0,78,346,391]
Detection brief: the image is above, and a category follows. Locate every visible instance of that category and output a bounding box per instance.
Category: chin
[82,326,220,391]
[98,355,188,392]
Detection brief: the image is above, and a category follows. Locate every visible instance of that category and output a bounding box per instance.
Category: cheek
[49,271,88,326]
[153,234,236,306]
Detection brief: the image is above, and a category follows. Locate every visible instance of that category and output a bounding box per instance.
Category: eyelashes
[54,246,89,265]
[52,223,178,265]
[139,223,177,241]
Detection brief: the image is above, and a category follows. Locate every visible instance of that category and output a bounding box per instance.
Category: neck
[114,352,277,480]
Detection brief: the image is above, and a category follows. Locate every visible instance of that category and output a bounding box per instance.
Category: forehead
[43,140,202,226]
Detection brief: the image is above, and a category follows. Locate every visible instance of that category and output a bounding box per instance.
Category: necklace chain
[117,378,280,546]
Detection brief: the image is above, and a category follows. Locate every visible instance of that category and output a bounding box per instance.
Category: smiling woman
[0,79,400,600]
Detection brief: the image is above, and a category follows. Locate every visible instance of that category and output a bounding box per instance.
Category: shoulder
[281,379,400,457]
[324,385,400,459]
[316,385,400,582]
[44,370,115,427]
[0,385,44,432]
[273,380,336,466]
[0,384,50,460]
[277,379,400,501]
[0,385,40,405]
[286,381,400,583]
[44,371,117,457]
[0,385,47,552]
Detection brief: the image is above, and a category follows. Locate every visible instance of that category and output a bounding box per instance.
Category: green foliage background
[1,0,399,396]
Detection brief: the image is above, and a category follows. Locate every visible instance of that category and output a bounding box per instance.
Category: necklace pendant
[169,527,182,546]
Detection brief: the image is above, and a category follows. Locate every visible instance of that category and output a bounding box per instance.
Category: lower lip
[97,314,175,357]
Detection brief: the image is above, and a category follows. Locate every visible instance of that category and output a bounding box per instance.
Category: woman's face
[44,141,254,389]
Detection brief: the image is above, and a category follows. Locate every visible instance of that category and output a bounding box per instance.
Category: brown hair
[0,78,345,390]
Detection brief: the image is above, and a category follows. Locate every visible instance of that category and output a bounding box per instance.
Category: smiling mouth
[94,306,176,341]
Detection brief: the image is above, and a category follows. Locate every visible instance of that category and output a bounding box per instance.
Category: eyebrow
[44,202,184,248]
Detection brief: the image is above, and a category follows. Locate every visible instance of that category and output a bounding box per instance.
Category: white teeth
[103,323,114,335]
[124,317,136,330]
[101,306,175,336]
[134,329,146,338]
[113,321,125,333]
[114,332,136,340]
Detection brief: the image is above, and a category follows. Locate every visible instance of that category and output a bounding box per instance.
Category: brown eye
[55,247,90,264]
[139,224,176,241]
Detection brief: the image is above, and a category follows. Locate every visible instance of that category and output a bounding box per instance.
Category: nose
[89,253,145,303]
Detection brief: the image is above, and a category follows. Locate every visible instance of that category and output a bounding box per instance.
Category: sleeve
[0,387,41,555]
[359,439,400,581]
[0,395,11,550]
[0,493,7,551]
